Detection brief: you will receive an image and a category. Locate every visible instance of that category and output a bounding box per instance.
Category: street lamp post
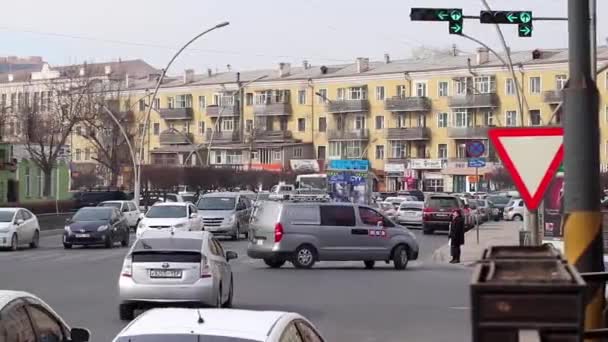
[136,22,229,206]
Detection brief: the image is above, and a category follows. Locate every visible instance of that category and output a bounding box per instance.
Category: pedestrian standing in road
[449,209,465,264]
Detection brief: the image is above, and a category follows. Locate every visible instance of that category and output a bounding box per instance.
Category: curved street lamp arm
[166,127,204,166]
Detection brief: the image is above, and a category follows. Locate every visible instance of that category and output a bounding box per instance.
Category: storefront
[442,159,498,193]
[408,159,446,192]
[384,163,405,192]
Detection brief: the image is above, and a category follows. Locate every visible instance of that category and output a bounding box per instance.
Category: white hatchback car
[137,202,203,239]
[99,200,141,229]
[112,308,324,342]
[396,201,424,227]
[0,208,41,251]
[504,198,525,221]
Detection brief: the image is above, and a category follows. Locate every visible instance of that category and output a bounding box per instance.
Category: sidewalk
[431,220,522,266]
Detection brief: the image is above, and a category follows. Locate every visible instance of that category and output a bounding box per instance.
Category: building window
[198,96,206,109]
[37,169,43,197]
[437,112,448,128]
[246,93,253,106]
[138,99,146,111]
[438,81,449,97]
[348,87,367,100]
[397,114,408,128]
[153,123,160,135]
[375,115,384,130]
[25,166,31,197]
[74,149,81,161]
[84,148,91,161]
[272,149,282,161]
[152,98,160,109]
[375,145,384,160]
[457,143,467,158]
[396,85,407,98]
[375,86,385,100]
[318,117,327,132]
[354,116,366,130]
[529,110,541,126]
[316,89,328,103]
[245,120,253,133]
[529,77,541,94]
[505,110,518,127]
[317,146,326,160]
[415,82,427,97]
[556,75,567,90]
[484,111,494,126]
[221,118,234,131]
[294,147,303,158]
[474,76,495,94]
[391,141,408,159]
[167,97,175,109]
[438,144,448,159]
[225,151,241,165]
[505,78,515,95]
[197,121,205,134]
[298,90,306,105]
[453,109,469,127]
[454,77,468,95]
[298,118,306,132]
[425,179,444,192]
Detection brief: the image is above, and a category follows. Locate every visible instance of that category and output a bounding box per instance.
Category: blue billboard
[327,159,369,171]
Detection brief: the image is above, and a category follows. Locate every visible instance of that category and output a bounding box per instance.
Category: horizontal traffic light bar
[410,8,463,22]
[480,11,532,24]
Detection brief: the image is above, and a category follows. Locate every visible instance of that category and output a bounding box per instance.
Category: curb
[41,229,64,237]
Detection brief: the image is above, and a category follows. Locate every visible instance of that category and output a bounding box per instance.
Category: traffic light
[479,10,533,37]
[519,23,533,37]
[410,8,463,35]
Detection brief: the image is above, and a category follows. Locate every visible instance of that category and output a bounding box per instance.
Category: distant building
[0,56,44,73]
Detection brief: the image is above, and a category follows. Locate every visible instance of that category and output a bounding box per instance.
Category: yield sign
[488,127,564,210]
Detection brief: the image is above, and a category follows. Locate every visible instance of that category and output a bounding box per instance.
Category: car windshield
[278,186,292,192]
[488,196,511,205]
[99,202,122,210]
[427,197,459,208]
[115,335,259,342]
[0,211,15,222]
[146,206,187,218]
[73,208,111,221]
[181,195,196,203]
[299,177,327,190]
[197,197,236,210]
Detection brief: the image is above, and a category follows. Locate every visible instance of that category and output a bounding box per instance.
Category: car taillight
[423,208,433,221]
[121,257,132,277]
[200,256,212,278]
[274,223,284,243]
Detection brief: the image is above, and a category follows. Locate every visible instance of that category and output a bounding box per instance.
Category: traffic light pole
[563,0,604,334]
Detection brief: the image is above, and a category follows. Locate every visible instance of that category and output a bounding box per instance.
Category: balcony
[253,102,291,116]
[159,131,194,145]
[204,130,240,143]
[157,108,193,120]
[448,93,499,108]
[386,127,430,140]
[447,126,490,139]
[248,129,293,142]
[327,129,370,141]
[384,97,431,112]
[542,90,564,104]
[206,104,240,117]
[327,99,370,114]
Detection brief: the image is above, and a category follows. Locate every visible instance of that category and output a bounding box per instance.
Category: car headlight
[97,225,109,232]
[0,226,10,232]
[226,215,236,224]
[174,223,186,229]
[137,221,145,229]
[64,225,72,233]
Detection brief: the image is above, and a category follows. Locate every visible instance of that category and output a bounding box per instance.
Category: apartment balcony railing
[253,102,292,116]
[248,129,293,142]
[386,127,430,140]
[542,90,564,104]
[206,103,240,117]
[448,93,499,108]
[159,131,194,145]
[158,108,193,120]
[447,126,490,139]
[327,128,370,141]
[204,130,240,143]
[327,99,370,114]
[384,97,431,112]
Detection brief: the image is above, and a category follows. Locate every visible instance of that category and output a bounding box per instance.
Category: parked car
[504,198,525,221]
[64,207,130,249]
[158,193,186,203]
[422,194,463,235]
[0,290,90,341]
[476,199,491,222]
[384,197,407,209]
[196,192,252,240]
[74,190,128,209]
[378,202,398,221]
[247,201,419,270]
[0,208,40,251]
[136,202,203,239]
[396,201,424,227]
[466,199,483,226]
[268,184,295,201]
[118,230,238,320]
[112,308,324,342]
[487,195,511,221]
[98,201,141,230]
[397,189,425,201]
[178,192,198,203]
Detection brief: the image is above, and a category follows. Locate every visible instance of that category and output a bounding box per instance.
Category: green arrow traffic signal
[450,10,462,21]
[519,12,531,23]
[437,10,448,20]
[450,22,462,34]
[519,24,532,37]
[506,12,517,23]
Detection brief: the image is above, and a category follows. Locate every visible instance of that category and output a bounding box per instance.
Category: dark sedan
[63,207,130,249]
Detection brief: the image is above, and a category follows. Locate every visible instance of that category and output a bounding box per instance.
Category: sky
[2,0,607,75]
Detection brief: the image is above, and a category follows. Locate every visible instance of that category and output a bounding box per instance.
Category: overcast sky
[3,0,606,74]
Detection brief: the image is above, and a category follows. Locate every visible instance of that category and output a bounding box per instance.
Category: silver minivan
[247,202,419,270]
[196,192,252,240]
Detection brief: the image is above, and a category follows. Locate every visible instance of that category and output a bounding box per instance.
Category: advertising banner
[327,159,369,171]
[290,159,320,173]
[542,171,564,242]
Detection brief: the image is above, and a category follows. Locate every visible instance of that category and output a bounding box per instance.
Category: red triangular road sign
[488,127,564,211]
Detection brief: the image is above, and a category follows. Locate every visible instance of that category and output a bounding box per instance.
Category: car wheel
[364,260,375,269]
[224,276,234,308]
[513,214,523,221]
[263,258,286,268]
[29,230,40,249]
[9,234,18,251]
[231,225,239,241]
[121,230,129,247]
[104,235,113,249]
[393,245,409,270]
[119,303,135,321]
[292,244,316,269]
[63,243,72,249]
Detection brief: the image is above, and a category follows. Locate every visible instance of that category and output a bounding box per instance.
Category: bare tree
[410,45,456,60]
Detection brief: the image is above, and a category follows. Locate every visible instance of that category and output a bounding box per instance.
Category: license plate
[75,234,90,238]
[149,269,182,278]
[436,214,449,218]
[256,239,264,245]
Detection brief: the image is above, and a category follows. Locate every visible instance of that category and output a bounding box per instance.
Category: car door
[235,197,247,228]
[0,300,38,342]
[16,210,34,243]
[210,238,230,301]
[24,303,67,342]
[188,204,201,231]
[22,210,37,243]
[130,202,141,226]
[318,205,357,261]
[356,206,392,259]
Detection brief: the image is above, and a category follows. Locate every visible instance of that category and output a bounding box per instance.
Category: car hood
[0,222,13,230]
[68,220,109,232]
[141,217,188,226]
[197,209,234,218]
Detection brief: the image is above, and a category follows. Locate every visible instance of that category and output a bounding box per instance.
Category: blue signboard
[327,159,369,171]
[466,141,485,158]
[468,157,486,168]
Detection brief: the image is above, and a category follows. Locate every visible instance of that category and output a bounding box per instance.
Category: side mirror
[225,251,238,261]
[16,219,24,225]
[70,327,90,342]
[65,218,72,224]
[139,213,145,219]
[190,213,198,219]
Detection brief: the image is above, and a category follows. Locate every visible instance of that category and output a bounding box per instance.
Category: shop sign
[409,159,444,169]
[248,163,283,172]
[384,163,405,173]
[290,159,320,173]
[328,159,369,171]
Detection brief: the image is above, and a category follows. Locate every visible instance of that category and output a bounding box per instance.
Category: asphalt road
[0,227,472,342]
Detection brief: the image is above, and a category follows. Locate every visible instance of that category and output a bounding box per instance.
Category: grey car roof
[202,192,240,198]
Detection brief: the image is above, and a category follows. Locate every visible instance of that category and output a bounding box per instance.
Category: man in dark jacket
[449,209,466,263]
